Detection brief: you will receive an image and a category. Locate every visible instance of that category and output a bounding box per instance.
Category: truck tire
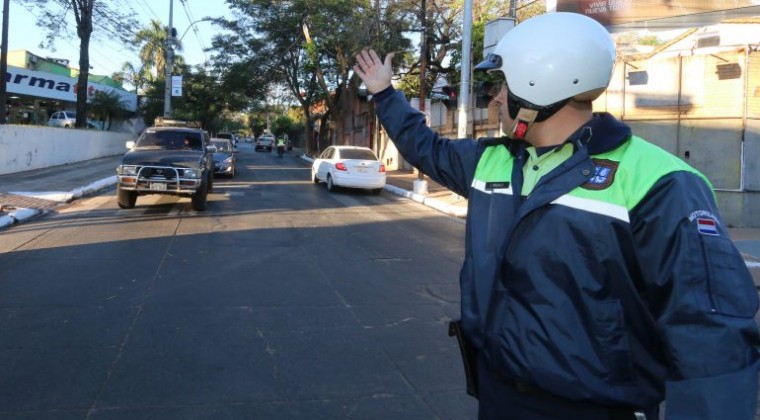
[191,177,209,211]
[117,185,137,209]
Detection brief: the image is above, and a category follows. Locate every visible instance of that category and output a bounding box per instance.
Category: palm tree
[90,90,132,131]
[113,62,149,94]
[133,19,183,80]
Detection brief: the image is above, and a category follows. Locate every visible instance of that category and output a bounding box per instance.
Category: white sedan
[312,146,386,193]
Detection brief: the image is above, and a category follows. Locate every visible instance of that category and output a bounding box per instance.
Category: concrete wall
[0,125,133,175]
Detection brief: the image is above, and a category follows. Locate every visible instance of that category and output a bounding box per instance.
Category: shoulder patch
[581,159,619,190]
[689,210,720,236]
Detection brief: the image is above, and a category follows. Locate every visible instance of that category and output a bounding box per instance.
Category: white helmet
[476,12,616,123]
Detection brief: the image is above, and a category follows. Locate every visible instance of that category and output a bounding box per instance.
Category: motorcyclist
[276,136,286,158]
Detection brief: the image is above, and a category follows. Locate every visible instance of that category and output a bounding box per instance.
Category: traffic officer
[354,11,760,420]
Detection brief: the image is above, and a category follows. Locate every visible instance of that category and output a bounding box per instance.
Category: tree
[213,0,412,154]
[133,19,184,81]
[271,115,294,138]
[112,61,149,94]
[89,90,131,130]
[18,0,138,128]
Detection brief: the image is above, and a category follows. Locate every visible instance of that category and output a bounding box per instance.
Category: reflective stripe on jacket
[373,86,760,418]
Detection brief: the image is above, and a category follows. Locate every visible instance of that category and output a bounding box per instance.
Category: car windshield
[136,130,204,150]
[64,112,76,119]
[212,140,232,152]
[339,149,377,160]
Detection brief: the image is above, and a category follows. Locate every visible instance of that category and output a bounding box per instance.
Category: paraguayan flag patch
[690,210,720,236]
[697,218,719,236]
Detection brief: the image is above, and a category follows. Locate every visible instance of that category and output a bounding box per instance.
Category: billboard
[556,0,760,29]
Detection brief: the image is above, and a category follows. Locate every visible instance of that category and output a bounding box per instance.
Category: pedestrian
[353,12,760,420]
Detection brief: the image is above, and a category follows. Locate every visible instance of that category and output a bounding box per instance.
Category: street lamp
[179,17,212,42]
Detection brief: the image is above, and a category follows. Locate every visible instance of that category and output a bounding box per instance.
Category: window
[137,130,203,150]
[338,148,377,160]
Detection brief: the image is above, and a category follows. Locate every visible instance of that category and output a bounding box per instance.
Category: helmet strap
[509,108,538,140]
[507,90,570,123]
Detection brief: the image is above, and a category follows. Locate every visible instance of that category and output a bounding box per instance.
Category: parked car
[48,111,98,128]
[211,138,236,177]
[255,134,275,152]
[48,111,97,129]
[116,119,216,211]
[311,146,386,194]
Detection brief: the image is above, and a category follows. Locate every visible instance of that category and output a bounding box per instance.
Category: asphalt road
[0,144,476,419]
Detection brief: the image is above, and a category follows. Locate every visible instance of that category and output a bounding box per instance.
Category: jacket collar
[569,113,631,155]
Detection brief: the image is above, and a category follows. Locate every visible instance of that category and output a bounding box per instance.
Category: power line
[136,0,161,22]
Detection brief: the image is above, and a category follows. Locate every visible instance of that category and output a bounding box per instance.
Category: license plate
[149,182,167,191]
[356,167,368,173]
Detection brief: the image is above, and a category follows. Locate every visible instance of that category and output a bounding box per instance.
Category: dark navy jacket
[373,87,760,418]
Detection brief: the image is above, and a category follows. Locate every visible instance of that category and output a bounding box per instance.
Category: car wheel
[372,188,382,195]
[117,185,137,209]
[207,173,214,194]
[326,174,336,192]
[191,177,209,211]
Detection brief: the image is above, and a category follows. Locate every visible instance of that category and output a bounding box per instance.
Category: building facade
[4,50,137,126]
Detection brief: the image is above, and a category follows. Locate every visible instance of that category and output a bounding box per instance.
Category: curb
[0,208,43,229]
[0,176,117,229]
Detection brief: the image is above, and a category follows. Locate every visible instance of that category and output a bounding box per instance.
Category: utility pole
[414,0,428,194]
[0,0,9,124]
[163,0,174,118]
[457,0,472,138]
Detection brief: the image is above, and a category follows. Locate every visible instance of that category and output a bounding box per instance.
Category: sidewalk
[0,155,120,229]
[1,154,759,269]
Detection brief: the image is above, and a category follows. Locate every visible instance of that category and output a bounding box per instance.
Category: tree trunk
[74,1,94,129]
[75,34,90,128]
[303,109,313,156]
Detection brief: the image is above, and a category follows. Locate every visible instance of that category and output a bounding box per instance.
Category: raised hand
[353,49,394,95]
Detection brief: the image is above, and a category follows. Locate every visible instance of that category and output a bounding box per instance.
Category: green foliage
[247,115,267,137]
[133,19,184,81]
[271,115,294,137]
[214,0,413,153]
[89,90,132,130]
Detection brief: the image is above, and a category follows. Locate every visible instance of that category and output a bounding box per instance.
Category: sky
[7,0,235,77]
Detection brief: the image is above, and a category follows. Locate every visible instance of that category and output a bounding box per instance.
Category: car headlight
[224,157,233,164]
[182,168,201,179]
[118,165,137,175]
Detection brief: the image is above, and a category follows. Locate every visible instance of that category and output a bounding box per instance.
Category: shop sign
[4,65,137,111]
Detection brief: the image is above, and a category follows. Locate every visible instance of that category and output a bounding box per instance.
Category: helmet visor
[474,53,502,71]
